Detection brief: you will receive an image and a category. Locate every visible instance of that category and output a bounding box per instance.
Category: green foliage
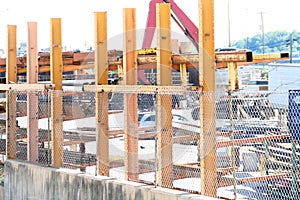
[232,31,300,54]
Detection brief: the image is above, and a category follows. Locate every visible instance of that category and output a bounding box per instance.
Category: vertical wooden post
[180,64,187,86]
[117,65,123,84]
[50,18,63,167]
[27,22,39,162]
[95,12,109,176]
[123,8,138,181]
[6,25,17,159]
[198,0,217,197]
[228,62,238,91]
[156,3,173,188]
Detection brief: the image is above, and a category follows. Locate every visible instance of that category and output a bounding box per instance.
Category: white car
[139,113,188,127]
[138,112,188,139]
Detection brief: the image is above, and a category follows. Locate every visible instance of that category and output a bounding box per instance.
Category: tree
[232,31,300,54]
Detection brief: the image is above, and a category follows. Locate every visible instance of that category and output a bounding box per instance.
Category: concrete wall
[0,185,4,199]
[4,160,220,200]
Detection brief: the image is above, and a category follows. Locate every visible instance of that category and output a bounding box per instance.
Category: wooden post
[180,63,187,86]
[156,3,173,188]
[95,12,109,176]
[27,22,39,162]
[198,0,217,197]
[123,8,138,181]
[50,18,63,167]
[6,25,17,159]
[228,62,238,91]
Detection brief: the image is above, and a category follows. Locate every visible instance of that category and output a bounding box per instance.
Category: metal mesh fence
[3,88,300,199]
[4,90,51,164]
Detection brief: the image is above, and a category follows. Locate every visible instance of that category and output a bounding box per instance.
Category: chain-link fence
[3,88,300,199]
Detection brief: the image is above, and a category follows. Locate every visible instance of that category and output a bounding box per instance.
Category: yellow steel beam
[95,12,109,176]
[50,18,63,167]
[27,22,39,162]
[156,3,173,188]
[6,25,17,159]
[123,8,138,181]
[198,0,217,197]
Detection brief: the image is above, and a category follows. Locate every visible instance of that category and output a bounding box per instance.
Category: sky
[0,0,300,53]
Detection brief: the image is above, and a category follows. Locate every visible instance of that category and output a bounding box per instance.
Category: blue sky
[0,0,299,52]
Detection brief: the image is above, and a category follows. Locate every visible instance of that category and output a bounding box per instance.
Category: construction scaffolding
[0,1,299,200]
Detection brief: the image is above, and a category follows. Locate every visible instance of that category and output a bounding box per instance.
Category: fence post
[123,8,138,181]
[27,22,39,162]
[292,139,298,199]
[94,12,109,176]
[156,3,173,188]
[6,25,17,160]
[50,18,63,167]
[198,0,217,197]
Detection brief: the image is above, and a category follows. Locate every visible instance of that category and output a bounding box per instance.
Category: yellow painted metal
[198,0,217,197]
[27,22,39,162]
[95,12,109,176]
[156,3,173,188]
[6,25,17,159]
[50,18,63,167]
[123,8,138,181]
[228,62,238,91]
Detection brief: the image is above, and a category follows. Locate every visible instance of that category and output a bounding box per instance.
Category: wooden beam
[215,50,253,63]
[27,22,39,162]
[0,52,289,74]
[123,8,138,181]
[0,83,53,91]
[94,12,109,176]
[180,64,187,86]
[50,18,63,167]
[198,0,217,197]
[84,84,197,94]
[217,134,291,148]
[156,3,173,188]
[228,62,238,91]
[221,172,289,186]
[6,25,17,160]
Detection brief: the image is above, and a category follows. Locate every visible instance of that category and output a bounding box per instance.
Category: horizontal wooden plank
[0,83,54,90]
[84,84,200,94]
[217,134,291,148]
[0,51,289,75]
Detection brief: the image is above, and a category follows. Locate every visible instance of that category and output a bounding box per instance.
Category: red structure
[142,0,199,51]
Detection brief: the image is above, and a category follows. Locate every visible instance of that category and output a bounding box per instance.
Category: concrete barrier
[0,185,4,199]
[4,160,220,200]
